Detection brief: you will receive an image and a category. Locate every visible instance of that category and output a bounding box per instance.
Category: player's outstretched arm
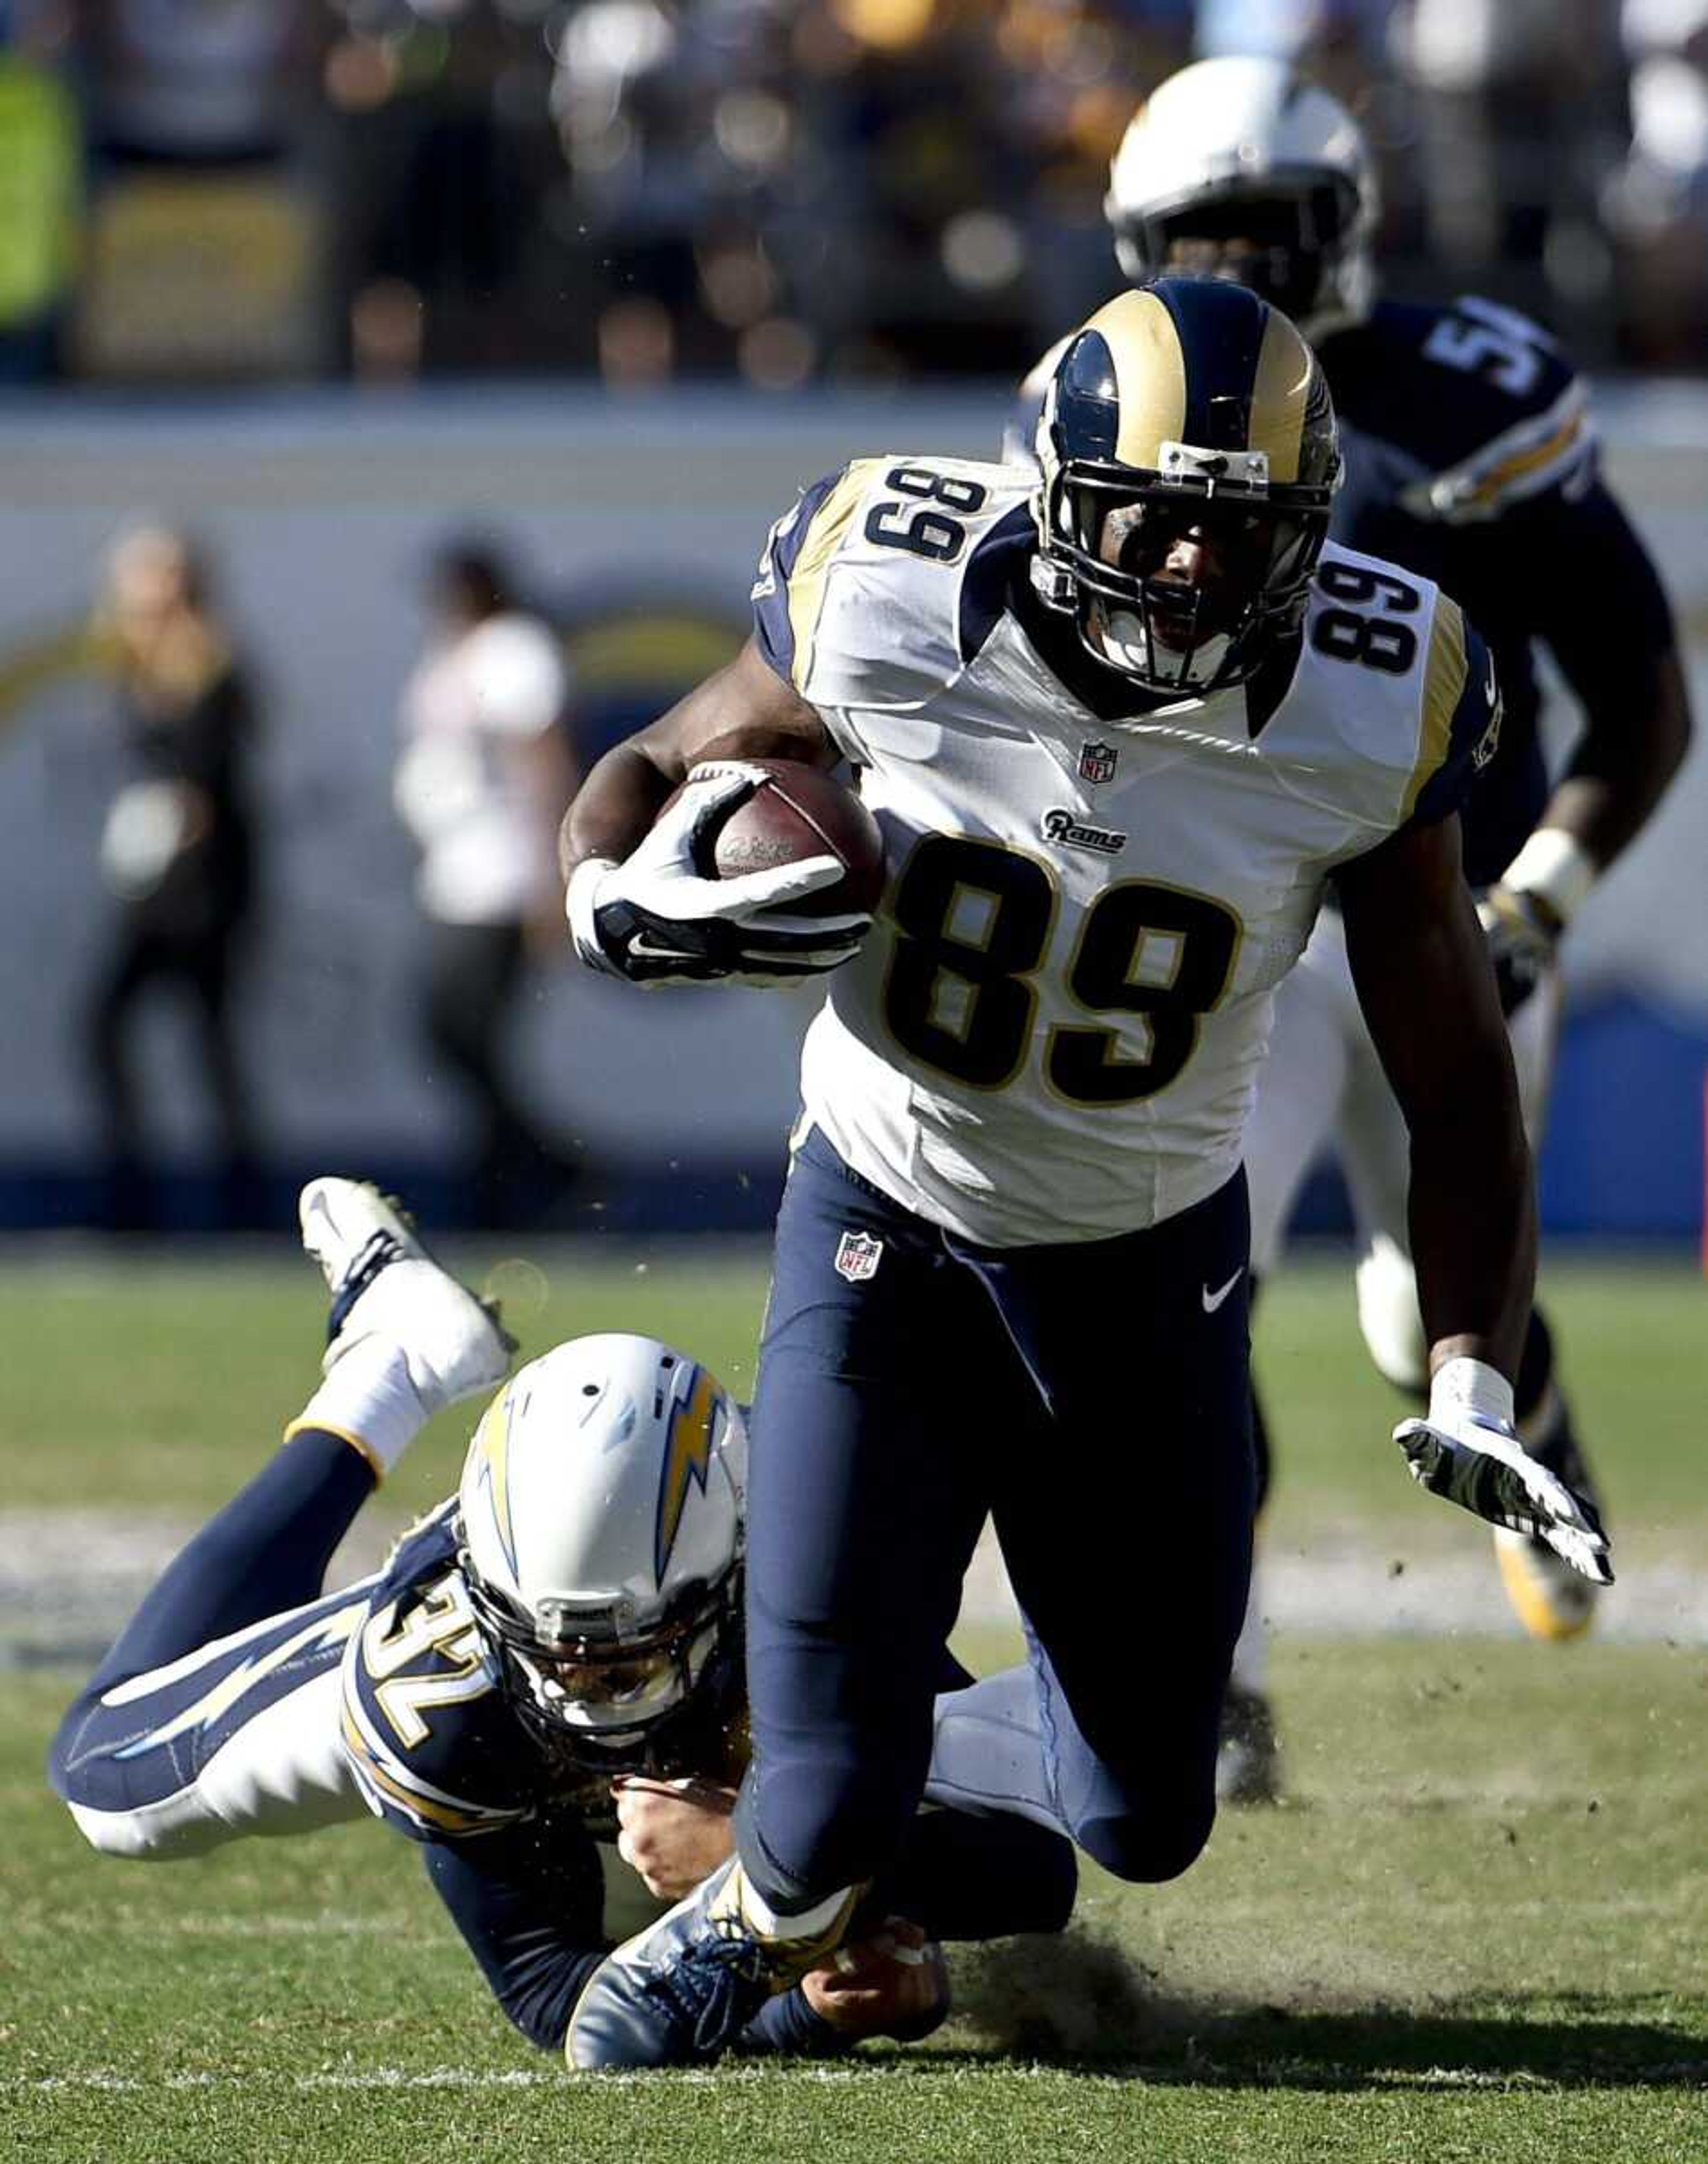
[560,640,859,987]
[1480,492,1693,1013]
[1338,816,1611,1585]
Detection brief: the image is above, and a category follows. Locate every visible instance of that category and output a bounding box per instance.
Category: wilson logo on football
[834,1231,884,1283]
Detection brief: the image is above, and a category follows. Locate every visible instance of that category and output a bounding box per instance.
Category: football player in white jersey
[1006,59,1692,1798]
[49,1179,1077,2059]
[559,276,1611,2071]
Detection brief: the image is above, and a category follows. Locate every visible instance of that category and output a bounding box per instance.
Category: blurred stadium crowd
[2,0,1706,388]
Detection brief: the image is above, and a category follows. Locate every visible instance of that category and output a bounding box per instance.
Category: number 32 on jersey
[881,834,1241,1104]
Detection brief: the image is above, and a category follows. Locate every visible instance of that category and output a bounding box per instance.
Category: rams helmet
[1033,277,1340,695]
[457,1333,746,1761]
[1106,58,1378,334]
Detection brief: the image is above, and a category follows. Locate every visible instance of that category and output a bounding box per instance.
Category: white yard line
[4,1514,1706,1655]
[7,2060,1699,2094]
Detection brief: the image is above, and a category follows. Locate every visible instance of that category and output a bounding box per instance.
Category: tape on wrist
[1429,1356,1515,1432]
[1500,829,1596,930]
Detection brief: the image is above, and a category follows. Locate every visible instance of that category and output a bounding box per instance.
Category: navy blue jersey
[1317,295,1676,884]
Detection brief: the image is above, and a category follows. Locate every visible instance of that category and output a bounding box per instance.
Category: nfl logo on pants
[834,1231,883,1283]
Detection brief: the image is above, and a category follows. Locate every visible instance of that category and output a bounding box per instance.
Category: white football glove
[566,764,872,988]
[1394,1357,1613,1585]
[1475,883,1561,1018]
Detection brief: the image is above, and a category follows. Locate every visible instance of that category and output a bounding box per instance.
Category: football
[689,758,886,916]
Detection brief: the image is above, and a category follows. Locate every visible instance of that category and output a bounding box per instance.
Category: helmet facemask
[461,1551,740,1764]
[1037,445,1332,695]
[1118,180,1364,331]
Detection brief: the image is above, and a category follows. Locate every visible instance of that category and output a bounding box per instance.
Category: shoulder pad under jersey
[339,1548,536,1845]
[750,456,1035,719]
[1301,543,1504,838]
[1326,296,1597,525]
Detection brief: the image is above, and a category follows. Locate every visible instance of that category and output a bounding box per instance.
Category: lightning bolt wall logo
[655,1365,719,1584]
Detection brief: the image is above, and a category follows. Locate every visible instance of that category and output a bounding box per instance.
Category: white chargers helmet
[1106,57,1378,335]
[457,1332,746,1760]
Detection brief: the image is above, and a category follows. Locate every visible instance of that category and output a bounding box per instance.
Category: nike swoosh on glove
[1395,1359,1612,1586]
[1476,883,1560,1018]
[567,765,872,988]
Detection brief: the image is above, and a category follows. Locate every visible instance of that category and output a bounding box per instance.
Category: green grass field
[1,1246,1704,2162]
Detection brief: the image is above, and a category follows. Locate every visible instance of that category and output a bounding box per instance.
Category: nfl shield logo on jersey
[834,1231,884,1283]
[1078,741,1117,785]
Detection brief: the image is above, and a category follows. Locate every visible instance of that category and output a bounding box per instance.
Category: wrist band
[1429,1355,1515,1431]
[1500,829,1597,929]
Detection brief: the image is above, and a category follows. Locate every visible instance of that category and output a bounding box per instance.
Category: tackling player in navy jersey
[48,1179,1076,2060]
[1007,58,1692,1798]
[558,277,1608,2069]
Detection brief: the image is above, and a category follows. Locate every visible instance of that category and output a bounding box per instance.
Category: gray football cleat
[298,1176,514,1417]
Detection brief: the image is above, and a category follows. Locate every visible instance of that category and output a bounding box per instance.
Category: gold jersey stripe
[1250,309,1312,483]
[1082,289,1186,467]
[1462,407,1587,507]
[1402,595,1469,823]
[339,1704,505,1835]
[787,457,886,693]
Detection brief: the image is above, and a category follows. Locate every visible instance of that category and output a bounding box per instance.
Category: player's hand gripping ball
[685,758,886,918]
[801,1916,951,2043]
[568,760,882,987]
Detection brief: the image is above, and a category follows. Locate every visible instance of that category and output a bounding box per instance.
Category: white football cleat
[298,1176,515,1419]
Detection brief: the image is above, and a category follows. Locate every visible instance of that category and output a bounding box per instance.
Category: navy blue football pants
[736,1126,1256,1908]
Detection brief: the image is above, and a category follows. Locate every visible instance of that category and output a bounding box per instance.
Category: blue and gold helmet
[1033,276,1339,695]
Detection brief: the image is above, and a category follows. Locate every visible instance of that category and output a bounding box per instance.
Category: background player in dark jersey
[1007,56,1691,1798]
[48,1179,1075,2059]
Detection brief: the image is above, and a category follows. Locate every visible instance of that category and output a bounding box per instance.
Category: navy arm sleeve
[419,1813,609,2052]
[1501,478,1679,713]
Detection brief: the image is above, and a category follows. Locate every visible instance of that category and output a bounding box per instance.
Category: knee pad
[1354,1235,1428,1395]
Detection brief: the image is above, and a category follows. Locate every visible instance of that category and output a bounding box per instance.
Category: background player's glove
[1475,882,1561,1017]
[567,766,871,988]
[1394,1356,1612,1585]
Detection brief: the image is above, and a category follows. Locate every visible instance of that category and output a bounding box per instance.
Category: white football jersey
[752,455,1498,1246]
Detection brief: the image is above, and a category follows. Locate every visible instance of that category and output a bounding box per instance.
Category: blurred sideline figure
[85,524,261,1230]
[395,538,581,1227]
[1007,58,1692,1800]
[48,1178,1075,2058]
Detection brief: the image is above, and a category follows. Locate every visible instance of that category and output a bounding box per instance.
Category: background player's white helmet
[457,1333,746,1754]
[1106,57,1378,334]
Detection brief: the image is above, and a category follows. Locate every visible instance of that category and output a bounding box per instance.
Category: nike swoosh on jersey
[1201,1268,1245,1313]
